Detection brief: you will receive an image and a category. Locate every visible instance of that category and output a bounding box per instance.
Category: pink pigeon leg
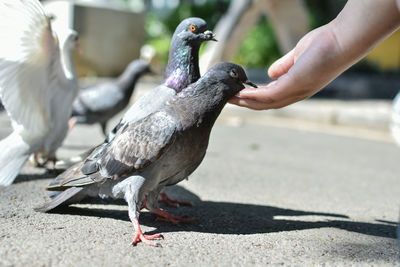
[158,192,192,207]
[129,210,163,247]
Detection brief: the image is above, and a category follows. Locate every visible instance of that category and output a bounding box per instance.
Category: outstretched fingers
[229,73,308,110]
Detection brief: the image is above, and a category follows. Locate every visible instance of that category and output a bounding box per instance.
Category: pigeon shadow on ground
[49,185,397,240]
[13,164,68,184]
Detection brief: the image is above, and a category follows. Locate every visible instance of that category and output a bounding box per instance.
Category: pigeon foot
[152,209,196,224]
[158,192,192,207]
[132,232,163,247]
[30,153,57,168]
[131,218,163,247]
[54,155,85,171]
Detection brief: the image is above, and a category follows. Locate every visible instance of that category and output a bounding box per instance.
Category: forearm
[293,0,400,90]
[331,0,400,69]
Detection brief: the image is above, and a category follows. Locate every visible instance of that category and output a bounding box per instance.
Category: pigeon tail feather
[34,187,84,212]
[0,132,30,186]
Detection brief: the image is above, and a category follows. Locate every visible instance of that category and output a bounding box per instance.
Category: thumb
[268,48,295,79]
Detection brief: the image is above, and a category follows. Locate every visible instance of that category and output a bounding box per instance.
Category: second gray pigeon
[36,62,257,247]
[55,17,216,173]
[70,59,151,135]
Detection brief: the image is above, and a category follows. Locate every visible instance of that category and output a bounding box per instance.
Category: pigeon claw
[130,217,163,247]
[152,209,196,224]
[158,192,193,208]
[132,232,164,247]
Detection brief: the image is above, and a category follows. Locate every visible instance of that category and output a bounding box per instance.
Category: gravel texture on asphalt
[1,106,399,266]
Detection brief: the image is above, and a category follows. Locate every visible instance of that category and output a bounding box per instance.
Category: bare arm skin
[229,0,400,110]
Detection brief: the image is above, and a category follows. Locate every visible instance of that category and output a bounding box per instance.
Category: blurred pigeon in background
[390,91,400,146]
[0,0,79,186]
[55,17,216,177]
[70,59,152,136]
[36,62,257,247]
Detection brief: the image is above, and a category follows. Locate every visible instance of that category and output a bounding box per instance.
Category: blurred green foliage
[234,16,280,68]
[162,0,230,33]
[306,0,347,28]
[145,13,172,64]
[145,1,280,68]
[145,1,230,64]
[146,0,383,71]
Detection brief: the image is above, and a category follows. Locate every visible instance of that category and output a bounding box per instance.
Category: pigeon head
[169,62,257,130]
[165,17,216,92]
[207,62,257,97]
[174,17,217,44]
[58,29,79,52]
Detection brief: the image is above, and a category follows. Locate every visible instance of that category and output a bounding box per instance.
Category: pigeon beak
[243,80,258,88]
[204,30,217,41]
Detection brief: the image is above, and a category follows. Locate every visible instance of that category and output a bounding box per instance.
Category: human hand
[229,25,345,110]
[230,0,400,110]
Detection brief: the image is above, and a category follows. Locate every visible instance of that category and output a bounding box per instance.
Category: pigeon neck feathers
[58,30,78,81]
[163,17,215,92]
[166,70,244,129]
[60,46,76,81]
[115,65,144,96]
[164,40,200,92]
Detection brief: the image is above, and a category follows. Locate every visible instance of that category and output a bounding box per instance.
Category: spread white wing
[0,0,64,135]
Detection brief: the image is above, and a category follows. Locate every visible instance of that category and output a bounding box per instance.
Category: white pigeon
[0,0,79,186]
[391,91,400,146]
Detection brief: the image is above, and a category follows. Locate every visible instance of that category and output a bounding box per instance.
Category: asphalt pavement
[0,82,399,266]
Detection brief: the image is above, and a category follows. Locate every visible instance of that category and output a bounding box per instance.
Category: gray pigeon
[70,59,151,136]
[107,17,217,140]
[55,17,216,178]
[36,62,257,247]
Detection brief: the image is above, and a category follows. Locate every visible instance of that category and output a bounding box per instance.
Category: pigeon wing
[106,84,176,142]
[120,84,176,125]
[84,111,177,180]
[79,83,124,112]
[0,0,65,134]
[48,111,178,189]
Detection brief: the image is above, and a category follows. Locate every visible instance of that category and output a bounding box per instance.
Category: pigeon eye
[189,25,197,32]
[230,69,238,79]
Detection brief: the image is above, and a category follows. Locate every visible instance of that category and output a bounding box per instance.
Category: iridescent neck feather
[164,37,201,92]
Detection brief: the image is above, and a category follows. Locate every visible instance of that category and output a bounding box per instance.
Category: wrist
[330,0,400,65]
